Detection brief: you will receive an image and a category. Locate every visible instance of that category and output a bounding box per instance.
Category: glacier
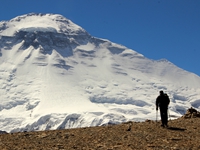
[0,13,200,132]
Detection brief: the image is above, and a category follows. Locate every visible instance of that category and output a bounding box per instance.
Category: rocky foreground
[0,108,200,150]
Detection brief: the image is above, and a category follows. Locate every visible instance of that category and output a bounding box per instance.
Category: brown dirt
[0,117,200,150]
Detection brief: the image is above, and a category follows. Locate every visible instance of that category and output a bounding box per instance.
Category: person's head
[159,90,164,95]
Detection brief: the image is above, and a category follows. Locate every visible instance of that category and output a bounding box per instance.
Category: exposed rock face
[182,107,200,118]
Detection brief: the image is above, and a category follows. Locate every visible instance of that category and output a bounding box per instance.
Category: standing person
[156,91,170,127]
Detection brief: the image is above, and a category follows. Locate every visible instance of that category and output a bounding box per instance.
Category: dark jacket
[156,93,170,109]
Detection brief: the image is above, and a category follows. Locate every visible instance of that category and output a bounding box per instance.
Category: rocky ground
[0,108,200,150]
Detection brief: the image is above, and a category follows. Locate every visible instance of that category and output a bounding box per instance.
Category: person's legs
[160,108,168,127]
[163,108,168,126]
[160,109,165,126]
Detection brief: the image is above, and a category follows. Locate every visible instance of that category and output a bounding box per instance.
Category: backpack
[157,94,170,107]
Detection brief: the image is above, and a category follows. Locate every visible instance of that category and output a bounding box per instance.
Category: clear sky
[0,0,200,76]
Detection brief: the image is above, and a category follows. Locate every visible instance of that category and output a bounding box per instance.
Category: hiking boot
[161,124,164,127]
[165,124,168,128]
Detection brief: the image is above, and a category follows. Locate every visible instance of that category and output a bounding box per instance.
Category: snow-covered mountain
[0,13,200,132]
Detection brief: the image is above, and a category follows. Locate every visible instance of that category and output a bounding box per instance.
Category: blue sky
[0,0,200,76]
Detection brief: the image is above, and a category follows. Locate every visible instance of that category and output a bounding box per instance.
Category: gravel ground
[0,116,200,150]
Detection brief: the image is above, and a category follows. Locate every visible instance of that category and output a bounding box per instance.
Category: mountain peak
[0,13,87,36]
[0,13,200,133]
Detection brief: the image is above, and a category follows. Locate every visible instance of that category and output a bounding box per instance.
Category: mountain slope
[0,13,200,132]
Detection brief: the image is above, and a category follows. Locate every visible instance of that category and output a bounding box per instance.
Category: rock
[182,107,200,118]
